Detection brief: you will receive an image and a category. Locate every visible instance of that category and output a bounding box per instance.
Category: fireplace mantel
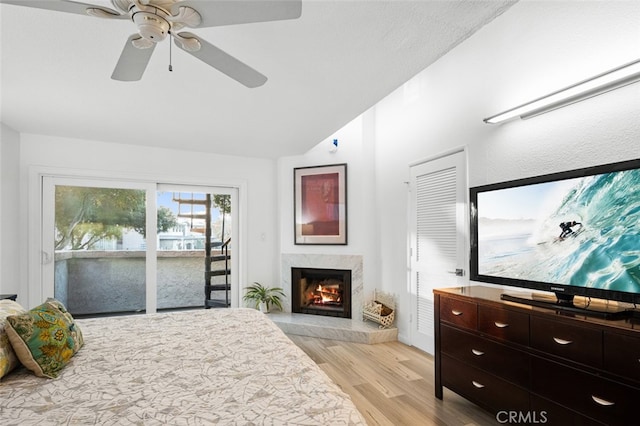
[277,254,397,344]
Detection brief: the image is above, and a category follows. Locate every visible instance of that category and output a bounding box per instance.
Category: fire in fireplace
[291,267,351,318]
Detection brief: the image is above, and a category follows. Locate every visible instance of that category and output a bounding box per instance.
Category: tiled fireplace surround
[270,254,397,344]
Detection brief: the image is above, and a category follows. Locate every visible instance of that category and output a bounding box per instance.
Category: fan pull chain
[168,32,173,72]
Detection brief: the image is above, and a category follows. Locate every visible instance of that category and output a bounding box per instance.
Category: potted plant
[243,282,285,313]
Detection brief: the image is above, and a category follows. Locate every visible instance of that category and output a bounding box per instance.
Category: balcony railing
[54,250,230,316]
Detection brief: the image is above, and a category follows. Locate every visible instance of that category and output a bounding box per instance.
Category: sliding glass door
[42,177,238,316]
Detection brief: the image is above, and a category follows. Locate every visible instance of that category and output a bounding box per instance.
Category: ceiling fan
[0,0,302,87]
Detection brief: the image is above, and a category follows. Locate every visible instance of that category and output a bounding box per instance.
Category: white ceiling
[0,0,515,159]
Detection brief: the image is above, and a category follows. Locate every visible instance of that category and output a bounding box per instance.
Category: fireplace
[291,267,352,318]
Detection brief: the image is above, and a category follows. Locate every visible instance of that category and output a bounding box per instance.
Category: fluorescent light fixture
[484,59,640,124]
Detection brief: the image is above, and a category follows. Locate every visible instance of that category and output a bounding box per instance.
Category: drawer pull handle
[451,310,463,316]
[591,396,615,406]
[553,337,573,345]
[471,349,485,356]
[494,321,509,328]
[472,381,485,389]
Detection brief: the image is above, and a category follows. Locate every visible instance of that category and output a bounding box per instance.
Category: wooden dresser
[434,286,640,425]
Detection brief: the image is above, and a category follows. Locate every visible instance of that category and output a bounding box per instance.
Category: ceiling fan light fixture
[170,6,201,28]
[133,11,171,42]
[174,33,201,52]
[132,36,154,49]
[111,0,134,14]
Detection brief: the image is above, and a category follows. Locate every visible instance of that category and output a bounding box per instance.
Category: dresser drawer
[440,297,477,330]
[530,316,602,367]
[442,354,529,413]
[478,305,529,346]
[441,325,529,387]
[532,357,640,425]
[604,332,640,384]
[530,395,605,426]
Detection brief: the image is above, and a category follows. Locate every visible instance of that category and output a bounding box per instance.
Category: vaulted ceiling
[0,0,516,158]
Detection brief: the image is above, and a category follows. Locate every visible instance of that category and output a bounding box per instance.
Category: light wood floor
[287,334,497,426]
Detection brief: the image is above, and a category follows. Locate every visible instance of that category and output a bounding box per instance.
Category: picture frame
[294,163,347,245]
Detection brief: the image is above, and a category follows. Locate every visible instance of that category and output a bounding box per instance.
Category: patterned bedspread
[0,308,366,425]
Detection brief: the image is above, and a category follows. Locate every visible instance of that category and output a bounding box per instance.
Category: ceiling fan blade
[171,0,301,28]
[174,32,267,88]
[0,0,126,18]
[111,35,157,82]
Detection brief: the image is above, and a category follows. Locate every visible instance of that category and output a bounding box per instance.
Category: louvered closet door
[410,151,467,354]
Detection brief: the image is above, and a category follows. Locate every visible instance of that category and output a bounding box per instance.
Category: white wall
[372,0,640,342]
[17,134,279,307]
[0,123,20,299]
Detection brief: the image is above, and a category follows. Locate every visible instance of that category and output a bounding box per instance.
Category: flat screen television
[470,158,640,318]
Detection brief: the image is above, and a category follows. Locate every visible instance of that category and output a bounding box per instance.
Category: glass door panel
[156,188,234,310]
[53,185,148,316]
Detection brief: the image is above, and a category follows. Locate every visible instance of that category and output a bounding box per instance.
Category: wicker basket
[362,289,395,329]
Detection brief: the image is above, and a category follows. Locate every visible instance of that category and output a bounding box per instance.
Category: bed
[0,306,366,425]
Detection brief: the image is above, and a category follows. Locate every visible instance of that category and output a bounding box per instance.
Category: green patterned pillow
[0,299,27,379]
[45,298,84,349]
[4,300,84,378]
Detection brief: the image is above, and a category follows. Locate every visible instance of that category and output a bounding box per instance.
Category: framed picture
[294,163,347,245]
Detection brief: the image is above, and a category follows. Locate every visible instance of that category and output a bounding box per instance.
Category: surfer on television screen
[558,220,582,239]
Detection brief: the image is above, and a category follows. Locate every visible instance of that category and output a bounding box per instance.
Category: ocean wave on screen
[540,169,640,292]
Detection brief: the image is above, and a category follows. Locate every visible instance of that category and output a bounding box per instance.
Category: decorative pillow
[45,298,84,349]
[0,300,27,379]
[4,299,83,378]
